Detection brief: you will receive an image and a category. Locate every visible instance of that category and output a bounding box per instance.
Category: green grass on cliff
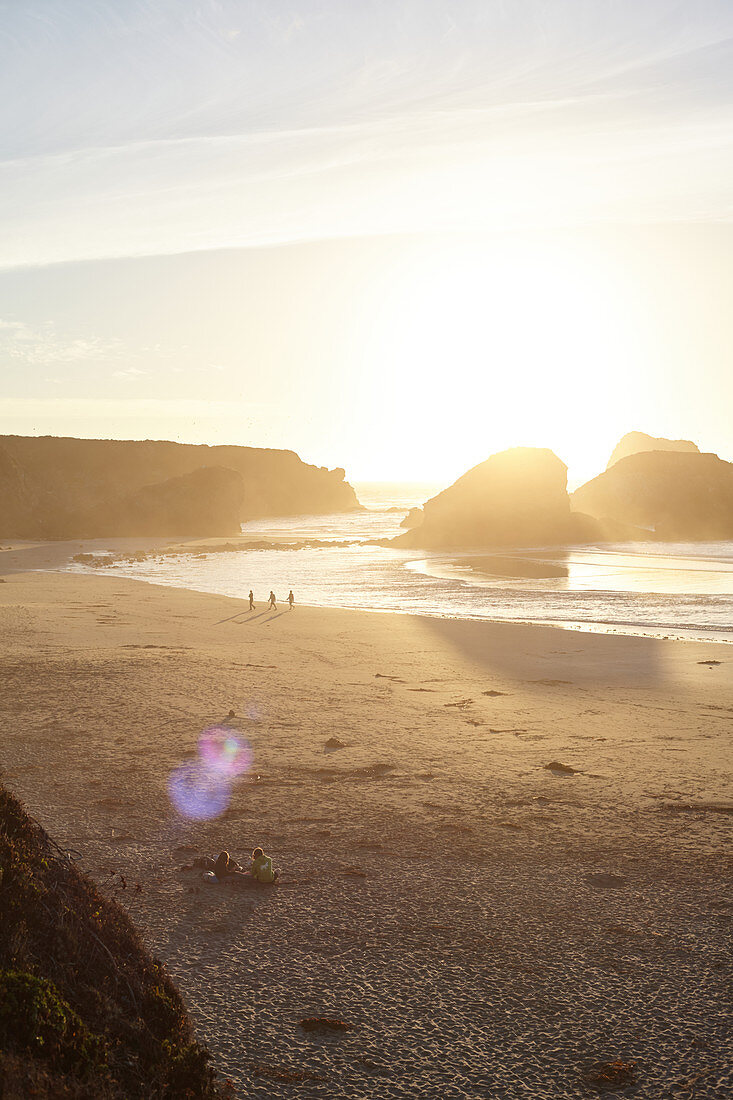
[0,783,230,1099]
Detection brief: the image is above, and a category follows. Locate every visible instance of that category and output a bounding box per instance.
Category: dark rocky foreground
[0,783,230,1099]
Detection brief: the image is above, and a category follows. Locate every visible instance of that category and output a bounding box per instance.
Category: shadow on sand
[262,610,290,625]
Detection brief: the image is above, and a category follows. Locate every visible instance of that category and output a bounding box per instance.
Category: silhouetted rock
[400,506,423,529]
[607,431,699,469]
[68,466,246,537]
[395,447,584,548]
[0,434,360,538]
[572,450,733,539]
[0,446,41,537]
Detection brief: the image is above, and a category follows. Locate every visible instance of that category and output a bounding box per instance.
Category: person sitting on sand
[213,850,242,880]
[287,589,294,610]
[268,591,277,610]
[250,846,279,883]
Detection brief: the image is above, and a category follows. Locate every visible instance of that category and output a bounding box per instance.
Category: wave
[63,485,733,644]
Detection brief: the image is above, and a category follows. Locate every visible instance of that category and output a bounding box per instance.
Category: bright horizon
[2,2,733,486]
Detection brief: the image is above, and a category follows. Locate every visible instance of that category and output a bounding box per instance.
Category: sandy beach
[0,551,731,1098]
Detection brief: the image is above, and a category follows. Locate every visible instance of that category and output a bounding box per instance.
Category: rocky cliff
[606,431,699,469]
[0,435,359,538]
[0,783,226,1098]
[62,466,246,538]
[572,450,733,539]
[395,447,585,548]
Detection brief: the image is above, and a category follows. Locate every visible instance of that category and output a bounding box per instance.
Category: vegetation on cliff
[0,783,228,1099]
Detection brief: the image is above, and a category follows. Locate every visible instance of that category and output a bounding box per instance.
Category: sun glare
[350,238,646,484]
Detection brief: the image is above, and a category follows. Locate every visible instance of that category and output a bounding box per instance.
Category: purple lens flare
[167,760,231,821]
[198,725,253,778]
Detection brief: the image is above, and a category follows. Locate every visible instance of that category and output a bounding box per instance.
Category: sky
[1,0,733,486]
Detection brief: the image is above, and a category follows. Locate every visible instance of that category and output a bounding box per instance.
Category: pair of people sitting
[211,847,279,884]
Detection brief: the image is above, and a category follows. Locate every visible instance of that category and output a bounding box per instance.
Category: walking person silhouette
[248,590,255,611]
[287,590,294,611]
[268,591,277,610]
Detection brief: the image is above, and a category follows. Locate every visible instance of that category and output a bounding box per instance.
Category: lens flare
[167,760,230,821]
[198,725,253,778]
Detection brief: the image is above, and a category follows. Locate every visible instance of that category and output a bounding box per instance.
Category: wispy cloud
[1,1,732,268]
[112,366,147,379]
[0,319,124,364]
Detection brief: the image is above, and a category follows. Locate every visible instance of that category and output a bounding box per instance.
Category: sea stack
[395,447,579,548]
[572,450,733,539]
[606,431,700,469]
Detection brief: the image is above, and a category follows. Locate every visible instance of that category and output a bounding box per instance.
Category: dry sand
[0,556,731,1098]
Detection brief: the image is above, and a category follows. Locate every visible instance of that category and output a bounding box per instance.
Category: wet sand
[0,564,731,1098]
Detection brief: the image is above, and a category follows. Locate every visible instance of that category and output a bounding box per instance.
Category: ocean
[67,482,733,644]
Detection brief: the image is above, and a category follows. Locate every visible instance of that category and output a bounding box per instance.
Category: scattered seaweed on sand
[299,1017,354,1034]
[544,761,577,775]
[586,873,626,889]
[583,1059,637,1091]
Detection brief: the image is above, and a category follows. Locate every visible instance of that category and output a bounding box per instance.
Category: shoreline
[3,535,733,647]
[1,568,731,1096]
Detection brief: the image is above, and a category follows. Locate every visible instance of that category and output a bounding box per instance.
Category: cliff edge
[0,782,228,1099]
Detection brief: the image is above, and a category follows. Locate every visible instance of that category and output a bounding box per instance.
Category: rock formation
[400,506,423,529]
[572,450,733,539]
[0,435,360,538]
[0,445,39,536]
[63,466,246,538]
[606,431,699,469]
[0,783,225,1097]
[396,447,584,548]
